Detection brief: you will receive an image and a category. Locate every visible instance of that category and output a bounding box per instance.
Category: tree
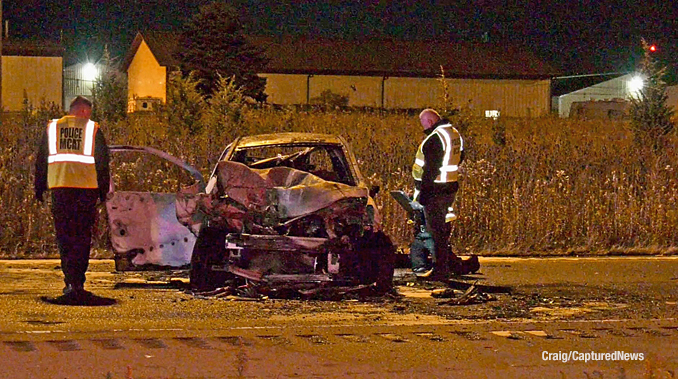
[628,39,675,151]
[176,2,268,102]
[92,46,128,123]
[166,71,206,137]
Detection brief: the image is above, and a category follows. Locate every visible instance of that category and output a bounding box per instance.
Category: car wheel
[189,227,230,290]
[354,230,396,293]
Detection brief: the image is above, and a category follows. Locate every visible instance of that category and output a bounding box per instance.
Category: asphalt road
[0,257,676,378]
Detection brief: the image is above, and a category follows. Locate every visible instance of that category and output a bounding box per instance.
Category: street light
[82,62,98,81]
[627,75,644,98]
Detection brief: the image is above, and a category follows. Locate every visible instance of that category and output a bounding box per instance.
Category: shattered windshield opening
[231,144,355,186]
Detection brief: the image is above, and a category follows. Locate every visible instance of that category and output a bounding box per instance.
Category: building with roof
[551,73,638,118]
[2,40,64,112]
[123,32,558,117]
[123,32,177,112]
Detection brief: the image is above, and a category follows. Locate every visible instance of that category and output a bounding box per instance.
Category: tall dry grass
[2,101,677,258]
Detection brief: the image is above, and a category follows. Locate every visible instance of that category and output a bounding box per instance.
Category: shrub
[92,48,128,123]
[4,99,678,257]
[310,89,350,108]
[629,39,675,152]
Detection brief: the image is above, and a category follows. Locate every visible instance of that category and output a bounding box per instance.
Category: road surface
[0,257,676,378]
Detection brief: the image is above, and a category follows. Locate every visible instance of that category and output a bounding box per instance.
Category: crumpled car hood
[214,161,369,219]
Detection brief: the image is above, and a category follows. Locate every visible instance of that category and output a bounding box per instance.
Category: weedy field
[2,102,677,258]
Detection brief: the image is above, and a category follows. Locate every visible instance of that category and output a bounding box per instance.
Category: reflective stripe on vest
[48,153,95,164]
[47,118,98,189]
[445,206,457,222]
[412,123,463,183]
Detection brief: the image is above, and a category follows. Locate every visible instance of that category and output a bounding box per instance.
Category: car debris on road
[435,282,497,306]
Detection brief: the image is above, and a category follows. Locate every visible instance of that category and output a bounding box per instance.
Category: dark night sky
[4,1,678,77]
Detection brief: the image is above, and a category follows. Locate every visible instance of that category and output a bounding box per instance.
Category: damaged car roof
[234,133,347,148]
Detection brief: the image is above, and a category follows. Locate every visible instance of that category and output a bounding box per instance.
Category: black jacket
[416,119,465,205]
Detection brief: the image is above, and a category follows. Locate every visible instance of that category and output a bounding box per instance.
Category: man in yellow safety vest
[412,108,478,279]
[34,96,110,304]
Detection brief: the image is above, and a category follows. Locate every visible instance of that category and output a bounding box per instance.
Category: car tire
[189,227,230,290]
[355,230,396,293]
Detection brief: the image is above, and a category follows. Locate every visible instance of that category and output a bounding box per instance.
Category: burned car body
[183,133,395,293]
[106,146,205,270]
[106,133,395,293]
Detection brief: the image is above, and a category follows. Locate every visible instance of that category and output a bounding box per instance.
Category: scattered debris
[447,280,512,294]
[437,283,497,306]
[184,276,380,301]
[430,288,456,299]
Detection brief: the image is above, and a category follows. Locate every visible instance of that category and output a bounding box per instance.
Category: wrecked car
[106,133,396,295]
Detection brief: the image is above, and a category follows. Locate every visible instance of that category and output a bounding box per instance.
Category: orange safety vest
[47,116,99,189]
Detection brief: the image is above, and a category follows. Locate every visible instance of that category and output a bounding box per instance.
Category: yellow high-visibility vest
[47,116,99,189]
[412,123,463,183]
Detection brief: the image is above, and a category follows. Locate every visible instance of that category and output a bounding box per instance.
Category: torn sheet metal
[107,146,205,270]
[216,161,369,219]
[227,234,328,252]
[107,191,198,268]
[227,266,333,284]
[437,283,498,305]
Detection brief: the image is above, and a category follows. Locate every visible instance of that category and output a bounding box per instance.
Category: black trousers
[423,190,457,273]
[51,188,98,288]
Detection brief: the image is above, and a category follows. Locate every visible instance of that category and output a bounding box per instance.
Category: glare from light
[628,76,644,98]
[82,62,99,81]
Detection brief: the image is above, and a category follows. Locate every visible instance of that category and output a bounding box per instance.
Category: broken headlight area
[184,170,394,296]
[278,197,368,239]
[188,230,393,300]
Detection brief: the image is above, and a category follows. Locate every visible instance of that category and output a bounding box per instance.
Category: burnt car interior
[231,144,356,186]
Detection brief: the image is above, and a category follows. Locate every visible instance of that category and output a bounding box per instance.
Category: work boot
[413,266,434,278]
[61,284,93,303]
[43,283,115,306]
[450,255,480,275]
[464,255,480,273]
[62,284,76,295]
[414,266,451,281]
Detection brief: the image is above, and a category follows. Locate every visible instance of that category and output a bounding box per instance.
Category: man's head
[419,108,441,131]
[69,96,93,118]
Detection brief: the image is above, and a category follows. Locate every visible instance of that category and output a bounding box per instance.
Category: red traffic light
[649,44,657,52]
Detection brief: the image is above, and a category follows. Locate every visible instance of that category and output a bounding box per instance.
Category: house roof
[2,40,64,57]
[254,37,558,79]
[122,31,179,71]
[123,32,558,79]
[551,72,631,96]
